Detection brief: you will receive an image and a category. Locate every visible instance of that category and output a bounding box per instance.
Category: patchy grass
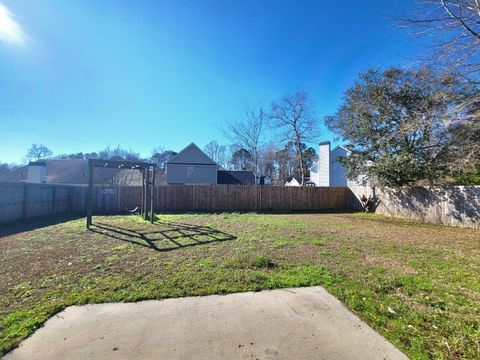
[0,213,479,359]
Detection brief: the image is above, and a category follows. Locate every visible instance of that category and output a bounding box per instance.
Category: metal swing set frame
[86,159,157,228]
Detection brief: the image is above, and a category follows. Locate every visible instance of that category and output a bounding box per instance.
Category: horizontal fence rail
[0,183,349,223]
[81,185,350,213]
[1,182,479,229]
[155,185,349,212]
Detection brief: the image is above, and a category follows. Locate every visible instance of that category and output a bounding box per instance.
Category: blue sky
[0,0,419,163]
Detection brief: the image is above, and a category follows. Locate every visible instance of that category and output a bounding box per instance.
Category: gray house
[166,143,219,184]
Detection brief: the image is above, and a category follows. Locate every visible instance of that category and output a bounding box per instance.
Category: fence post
[22,184,28,219]
[68,186,73,213]
[51,185,57,215]
[86,162,94,228]
[194,185,198,211]
[289,187,293,210]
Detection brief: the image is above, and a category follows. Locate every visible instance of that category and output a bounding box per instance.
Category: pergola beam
[88,159,154,169]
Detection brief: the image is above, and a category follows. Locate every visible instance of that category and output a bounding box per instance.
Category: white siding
[330,146,348,186]
[309,163,320,186]
[309,143,351,187]
[317,142,330,186]
[27,165,46,183]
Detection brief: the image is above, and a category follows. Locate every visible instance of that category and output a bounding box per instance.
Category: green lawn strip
[0,213,478,359]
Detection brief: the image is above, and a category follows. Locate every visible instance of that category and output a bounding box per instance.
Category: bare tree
[0,162,10,176]
[230,147,252,171]
[258,144,277,180]
[150,146,177,171]
[270,91,319,185]
[98,145,141,161]
[448,92,480,172]
[398,1,480,172]
[399,0,480,83]
[223,104,266,183]
[203,141,228,168]
[25,144,53,161]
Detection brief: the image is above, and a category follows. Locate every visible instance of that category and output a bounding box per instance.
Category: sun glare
[0,2,27,46]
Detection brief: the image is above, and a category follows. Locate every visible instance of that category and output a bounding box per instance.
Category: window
[187,166,195,178]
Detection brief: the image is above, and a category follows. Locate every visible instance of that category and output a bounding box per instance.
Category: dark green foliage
[325,67,477,186]
[452,173,480,185]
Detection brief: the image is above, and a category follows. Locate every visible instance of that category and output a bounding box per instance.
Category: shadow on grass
[0,214,84,238]
[90,220,236,252]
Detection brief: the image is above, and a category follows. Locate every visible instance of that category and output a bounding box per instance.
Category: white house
[309,141,349,187]
[284,177,302,187]
[166,143,219,184]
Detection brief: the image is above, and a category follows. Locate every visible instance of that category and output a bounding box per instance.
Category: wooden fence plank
[3,183,478,229]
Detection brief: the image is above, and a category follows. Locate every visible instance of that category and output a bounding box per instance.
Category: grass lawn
[0,213,479,359]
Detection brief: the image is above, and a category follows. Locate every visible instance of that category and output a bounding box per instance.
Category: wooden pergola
[86,159,157,228]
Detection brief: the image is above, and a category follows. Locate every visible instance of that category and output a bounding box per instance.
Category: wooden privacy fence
[0,183,350,223]
[155,185,348,212]
[348,185,480,229]
[0,183,73,222]
[1,183,479,229]
[83,185,349,213]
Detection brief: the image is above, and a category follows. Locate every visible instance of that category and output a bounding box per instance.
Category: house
[166,143,219,184]
[309,141,349,187]
[166,143,259,185]
[259,175,272,185]
[0,159,165,186]
[284,176,312,187]
[284,177,302,187]
[218,170,255,185]
[0,160,90,185]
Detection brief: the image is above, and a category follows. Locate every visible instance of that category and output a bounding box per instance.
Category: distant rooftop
[217,170,255,185]
[0,159,165,186]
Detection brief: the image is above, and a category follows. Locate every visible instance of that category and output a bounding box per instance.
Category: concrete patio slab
[4,286,407,360]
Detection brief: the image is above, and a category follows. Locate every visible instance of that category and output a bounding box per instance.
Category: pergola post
[141,168,145,219]
[150,166,155,223]
[86,161,94,229]
[144,167,150,220]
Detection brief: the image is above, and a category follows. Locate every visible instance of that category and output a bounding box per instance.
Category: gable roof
[288,177,301,185]
[167,143,218,166]
[331,145,349,155]
[218,171,255,185]
[309,144,350,170]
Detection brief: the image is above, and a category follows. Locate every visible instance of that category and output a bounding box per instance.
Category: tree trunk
[294,135,305,186]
